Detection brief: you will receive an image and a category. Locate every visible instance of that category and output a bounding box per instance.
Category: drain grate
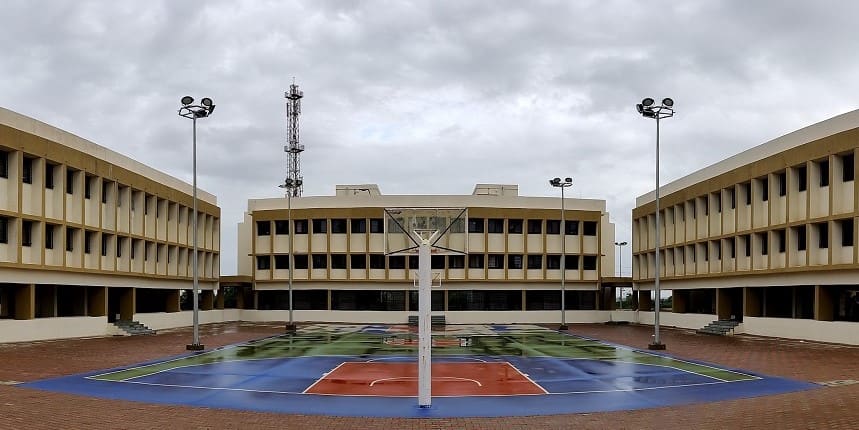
[818,379,859,387]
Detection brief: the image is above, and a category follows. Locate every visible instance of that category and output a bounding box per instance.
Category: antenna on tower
[284,79,305,197]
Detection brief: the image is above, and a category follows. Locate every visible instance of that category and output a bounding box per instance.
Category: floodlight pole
[417,236,432,408]
[636,97,674,351]
[279,179,301,333]
[550,177,573,330]
[614,241,628,309]
[179,96,215,352]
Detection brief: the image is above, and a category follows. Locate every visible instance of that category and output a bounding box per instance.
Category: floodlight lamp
[194,109,208,118]
[201,97,213,107]
[181,96,194,106]
[662,98,674,107]
[564,177,572,183]
[642,98,654,107]
[553,177,561,183]
[636,104,644,114]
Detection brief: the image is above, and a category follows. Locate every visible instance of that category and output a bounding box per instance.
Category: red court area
[305,362,547,396]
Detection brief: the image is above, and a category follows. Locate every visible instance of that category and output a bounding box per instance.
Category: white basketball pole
[417,237,432,408]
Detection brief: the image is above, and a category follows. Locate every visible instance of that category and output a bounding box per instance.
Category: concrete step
[114,320,156,336]
[407,315,446,326]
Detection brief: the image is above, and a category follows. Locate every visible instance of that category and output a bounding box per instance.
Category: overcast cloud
[2,1,858,275]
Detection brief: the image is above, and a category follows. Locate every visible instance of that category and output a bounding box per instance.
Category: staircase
[696,320,740,336]
[408,315,446,327]
[113,320,157,336]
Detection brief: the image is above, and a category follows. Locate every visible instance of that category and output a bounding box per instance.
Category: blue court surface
[20,324,817,418]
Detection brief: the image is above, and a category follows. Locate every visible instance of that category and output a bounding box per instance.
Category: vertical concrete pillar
[639,290,653,311]
[15,284,36,320]
[120,287,135,320]
[743,287,762,318]
[716,288,731,320]
[253,291,259,310]
[87,286,107,317]
[166,290,180,312]
[236,287,245,309]
[201,290,214,311]
[215,289,225,309]
[521,290,527,311]
[327,289,332,311]
[672,290,688,313]
[814,285,834,321]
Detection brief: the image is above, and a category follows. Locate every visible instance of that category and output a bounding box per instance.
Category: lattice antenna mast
[284,81,305,197]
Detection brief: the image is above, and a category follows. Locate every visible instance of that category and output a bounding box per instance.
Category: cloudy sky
[3,1,858,275]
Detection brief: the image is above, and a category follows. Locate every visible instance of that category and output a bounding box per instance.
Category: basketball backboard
[383,207,468,256]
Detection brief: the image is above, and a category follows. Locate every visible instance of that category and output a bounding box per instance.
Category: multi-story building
[632,109,859,345]
[235,184,617,324]
[0,107,221,342]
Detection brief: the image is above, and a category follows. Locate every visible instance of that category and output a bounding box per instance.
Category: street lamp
[636,97,674,351]
[614,241,628,277]
[278,178,303,333]
[549,176,573,330]
[179,96,216,351]
[614,241,628,310]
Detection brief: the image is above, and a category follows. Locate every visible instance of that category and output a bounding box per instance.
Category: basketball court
[21,323,817,417]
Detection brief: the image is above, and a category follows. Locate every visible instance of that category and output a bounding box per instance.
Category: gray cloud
[2,0,858,275]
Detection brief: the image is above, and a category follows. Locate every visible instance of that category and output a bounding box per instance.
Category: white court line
[503,361,550,394]
[369,376,482,387]
[302,362,348,394]
[365,356,488,363]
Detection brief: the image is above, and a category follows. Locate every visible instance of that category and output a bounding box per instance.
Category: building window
[690,201,696,219]
[448,255,465,269]
[256,255,271,270]
[369,218,384,233]
[527,254,542,269]
[22,157,33,184]
[703,198,709,216]
[63,228,74,252]
[65,169,75,194]
[426,255,442,269]
[85,176,93,199]
[819,159,830,187]
[777,229,786,253]
[744,235,751,257]
[468,218,484,233]
[796,165,807,192]
[311,254,327,269]
[350,254,366,269]
[743,183,751,205]
[508,219,523,234]
[760,234,768,255]
[351,219,367,233]
[84,231,93,254]
[761,177,769,201]
[841,219,854,246]
[294,219,308,234]
[45,164,55,189]
[527,219,542,234]
[468,254,484,269]
[547,254,561,269]
[274,220,289,235]
[487,218,504,234]
[312,219,327,234]
[778,172,787,196]
[21,220,33,247]
[274,255,289,269]
[101,182,110,204]
[714,193,722,213]
[256,221,271,236]
[582,221,597,236]
[729,188,736,209]
[566,255,579,270]
[369,254,385,269]
[796,226,807,251]
[546,220,561,234]
[0,150,7,178]
[45,224,54,249]
[487,254,504,269]
[0,217,8,244]
[116,237,123,257]
[408,256,419,270]
[842,153,855,182]
[583,255,597,270]
[388,255,405,269]
[818,223,829,248]
[331,219,347,234]
[729,239,735,258]
[562,220,577,235]
[331,254,347,269]
[505,254,523,269]
[101,234,108,256]
[293,254,308,269]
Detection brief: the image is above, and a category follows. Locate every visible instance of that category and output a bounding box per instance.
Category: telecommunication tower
[284,81,305,197]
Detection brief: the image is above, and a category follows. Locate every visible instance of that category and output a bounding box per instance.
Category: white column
[418,240,432,407]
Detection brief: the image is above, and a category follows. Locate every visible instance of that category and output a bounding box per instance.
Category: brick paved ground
[1,322,857,429]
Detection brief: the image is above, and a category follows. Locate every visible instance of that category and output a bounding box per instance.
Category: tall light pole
[279,178,302,333]
[614,241,628,310]
[636,97,674,350]
[549,177,573,330]
[179,96,216,351]
[614,241,628,277]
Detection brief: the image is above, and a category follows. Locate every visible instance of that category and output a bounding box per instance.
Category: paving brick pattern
[1,322,857,429]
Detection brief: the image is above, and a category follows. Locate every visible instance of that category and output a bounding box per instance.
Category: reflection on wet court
[23,324,817,417]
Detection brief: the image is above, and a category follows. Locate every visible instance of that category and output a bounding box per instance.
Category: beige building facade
[633,109,859,345]
[236,184,618,324]
[0,107,222,342]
